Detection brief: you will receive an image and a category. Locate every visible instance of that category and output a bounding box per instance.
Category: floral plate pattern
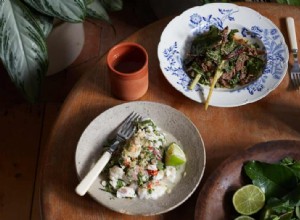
[157,3,289,107]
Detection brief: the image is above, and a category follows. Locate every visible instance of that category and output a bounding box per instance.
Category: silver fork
[75,112,141,196]
[287,17,300,89]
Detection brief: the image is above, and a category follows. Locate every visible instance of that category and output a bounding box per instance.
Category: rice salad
[101,118,186,200]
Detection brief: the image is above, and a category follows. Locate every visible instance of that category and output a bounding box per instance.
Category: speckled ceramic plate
[75,101,206,215]
[194,140,300,220]
[157,3,289,107]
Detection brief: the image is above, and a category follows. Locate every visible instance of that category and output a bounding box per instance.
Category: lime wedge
[232,184,265,216]
[234,216,255,220]
[165,143,186,166]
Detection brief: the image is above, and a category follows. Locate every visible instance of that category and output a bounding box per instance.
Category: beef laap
[184,25,265,90]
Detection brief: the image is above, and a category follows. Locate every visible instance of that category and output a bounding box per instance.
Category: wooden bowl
[194,140,300,220]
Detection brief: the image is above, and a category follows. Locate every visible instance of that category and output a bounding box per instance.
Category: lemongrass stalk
[188,73,202,90]
[205,60,225,110]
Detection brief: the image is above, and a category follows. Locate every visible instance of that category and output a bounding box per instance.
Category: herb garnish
[184,25,265,109]
[237,157,300,219]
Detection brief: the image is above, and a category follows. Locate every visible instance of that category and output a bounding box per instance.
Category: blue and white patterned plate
[157,3,288,107]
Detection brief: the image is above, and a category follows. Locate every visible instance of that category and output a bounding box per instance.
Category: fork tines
[118,112,142,137]
[286,17,300,89]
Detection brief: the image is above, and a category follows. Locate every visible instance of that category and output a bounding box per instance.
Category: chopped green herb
[103,118,186,199]
[184,25,265,90]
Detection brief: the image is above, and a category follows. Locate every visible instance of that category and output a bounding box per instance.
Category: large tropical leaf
[86,0,110,22]
[86,0,94,4]
[26,6,54,38]
[23,0,86,22]
[86,0,123,23]
[100,0,123,12]
[0,0,48,102]
[276,0,300,5]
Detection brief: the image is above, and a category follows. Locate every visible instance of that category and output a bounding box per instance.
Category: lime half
[232,184,265,216]
[165,143,186,166]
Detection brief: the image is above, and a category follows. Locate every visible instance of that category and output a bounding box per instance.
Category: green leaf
[0,0,48,102]
[190,25,222,56]
[23,0,86,22]
[296,205,300,218]
[260,186,300,219]
[26,6,54,37]
[100,0,123,12]
[280,157,300,180]
[244,161,298,199]
[285,162,300,180]
[86,0,95,5]
[86,0,110,22]
[276,0,300,6]
[262,198,295,219]
[282,185,300,206]
[280,157,295,166]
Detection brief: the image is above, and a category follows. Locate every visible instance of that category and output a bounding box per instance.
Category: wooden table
[41,3,300,220]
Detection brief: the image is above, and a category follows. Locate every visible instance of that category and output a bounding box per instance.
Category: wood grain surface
[0,1,144,219]
[41,3,300,220]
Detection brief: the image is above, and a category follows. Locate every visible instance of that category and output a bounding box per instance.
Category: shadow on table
[266,102,300,133]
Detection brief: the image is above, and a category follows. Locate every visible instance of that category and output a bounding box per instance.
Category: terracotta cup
[107,42,148,101]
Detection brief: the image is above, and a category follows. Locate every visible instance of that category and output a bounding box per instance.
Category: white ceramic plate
[75,101,206,215]
[157,3,289,107]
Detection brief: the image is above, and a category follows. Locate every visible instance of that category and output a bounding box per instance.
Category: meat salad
[184,25,266,90]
